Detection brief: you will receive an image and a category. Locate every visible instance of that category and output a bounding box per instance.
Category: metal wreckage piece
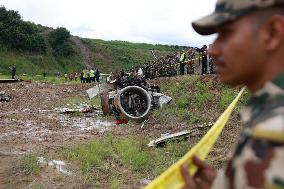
[87,74,172,122]
[0,91,11,102]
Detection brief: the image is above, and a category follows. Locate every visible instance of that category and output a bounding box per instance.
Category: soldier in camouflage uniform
[180,0,284,189]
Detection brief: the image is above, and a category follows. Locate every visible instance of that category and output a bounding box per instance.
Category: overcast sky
[1,0,217,47]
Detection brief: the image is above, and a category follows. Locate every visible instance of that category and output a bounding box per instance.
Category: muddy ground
[0,77,243,189]
[0,81,118,188]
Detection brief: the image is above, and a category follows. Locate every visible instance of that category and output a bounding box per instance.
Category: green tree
[0,6,46,52]
[48,27,74,56]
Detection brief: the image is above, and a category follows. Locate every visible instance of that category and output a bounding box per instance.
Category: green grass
[152,76,250,125]
[20,154,41,176]
[65,139,112,172]
[64,136,191,179]
[111,177,123,189]
[0,50,84,76]
[219,87,250,109]
[192,81,214,107]
[219,88,239,109]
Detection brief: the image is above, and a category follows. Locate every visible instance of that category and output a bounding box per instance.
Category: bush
[48,27,74,57]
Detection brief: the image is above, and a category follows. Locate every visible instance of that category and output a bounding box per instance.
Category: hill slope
[0,37,187,76]
[83,38,185,73]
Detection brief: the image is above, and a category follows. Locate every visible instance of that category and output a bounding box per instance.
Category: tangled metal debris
[87,73,172,122]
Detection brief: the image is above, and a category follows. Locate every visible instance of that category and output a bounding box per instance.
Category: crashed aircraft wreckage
[87,73,172,122]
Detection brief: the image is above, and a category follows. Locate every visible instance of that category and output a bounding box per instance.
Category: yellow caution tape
[253,129,284,143]
[144,87,245,189]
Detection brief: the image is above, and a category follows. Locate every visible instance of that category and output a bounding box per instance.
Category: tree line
[0,6,74,57]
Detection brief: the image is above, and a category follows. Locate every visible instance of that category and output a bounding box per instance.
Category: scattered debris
[141,119,149,129]
[37,157,73,175]
[0,91,11,102]
[79,119,113,131]
[63,89,73,93]
[148,130,191,147]
[148,123,214,147]
[141,179,152,185]
[98,73,171,122]
[153,92,172,108]
[56,104,99,114]
[86,83,109,99]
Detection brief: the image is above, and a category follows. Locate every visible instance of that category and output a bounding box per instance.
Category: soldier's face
[209,15,266,90]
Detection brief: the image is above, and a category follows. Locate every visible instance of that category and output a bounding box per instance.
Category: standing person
[83,68,88,83]
[95,68,100,82]
[74,72,78,82]
[208,44,215,74]
[179,50,187,75]
[90,68,95,83]
[181,0,284,189]
[187,47,195,74]
[87,68,91,83]
[80,69,84,83]
[201,45,208,75]
[64,72,68,82]
[57,71,61,79]
[10,65,16,79]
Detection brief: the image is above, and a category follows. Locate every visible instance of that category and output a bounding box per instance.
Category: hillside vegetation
[83,38,186,73]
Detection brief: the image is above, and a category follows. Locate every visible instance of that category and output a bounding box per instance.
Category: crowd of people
[8,46,215,83]
[120,46,216,80]
[61,67,101,83]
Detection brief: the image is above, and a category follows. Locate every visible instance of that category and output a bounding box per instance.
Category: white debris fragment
[37,157,73,175]
[148,130,190,147]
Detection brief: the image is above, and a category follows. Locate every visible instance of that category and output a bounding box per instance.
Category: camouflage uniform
[212,74,284,189]
[191,0,284,188]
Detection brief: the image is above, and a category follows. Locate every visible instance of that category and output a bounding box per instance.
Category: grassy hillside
[82,38,186,73]
[0,44,84,76]
[0,39,186,76]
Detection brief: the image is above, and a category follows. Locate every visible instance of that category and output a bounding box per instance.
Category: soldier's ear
[264,15,284,52]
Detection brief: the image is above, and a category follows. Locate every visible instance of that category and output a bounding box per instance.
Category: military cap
[192,0,284,35]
